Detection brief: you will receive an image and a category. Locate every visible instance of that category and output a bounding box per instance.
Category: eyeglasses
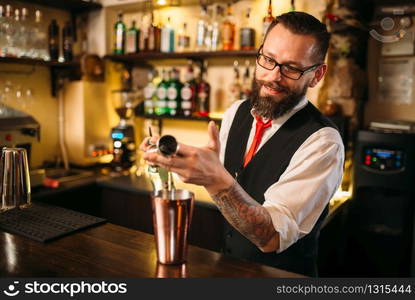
[256,46,321,80]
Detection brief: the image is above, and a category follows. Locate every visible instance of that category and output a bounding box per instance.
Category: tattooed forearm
[212,181,279,251]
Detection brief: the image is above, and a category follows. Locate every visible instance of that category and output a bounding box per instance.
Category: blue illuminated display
[363,147,405,171]
[112,132,124,139]
[376,151,392,158]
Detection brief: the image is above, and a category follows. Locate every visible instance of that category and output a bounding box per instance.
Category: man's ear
[309,64,327,88]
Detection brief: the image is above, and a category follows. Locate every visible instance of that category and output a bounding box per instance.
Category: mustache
[255,80,289,93]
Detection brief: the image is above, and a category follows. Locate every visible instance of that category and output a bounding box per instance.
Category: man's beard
[250,76,307,120]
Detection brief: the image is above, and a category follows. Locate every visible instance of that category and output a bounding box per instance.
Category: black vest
[223,100,338,277]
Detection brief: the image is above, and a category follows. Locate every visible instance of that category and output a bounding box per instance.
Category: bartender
[142,11,344,277]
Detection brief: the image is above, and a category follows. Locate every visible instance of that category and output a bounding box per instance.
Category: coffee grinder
[110,89,139,172]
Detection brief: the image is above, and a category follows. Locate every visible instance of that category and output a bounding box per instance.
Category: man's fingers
[175,143,196,157]
[139,136,159,152]
[143,152,188,170]
[139,137,151,151]
[207,121,220,154]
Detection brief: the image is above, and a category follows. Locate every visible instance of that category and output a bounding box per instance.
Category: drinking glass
[0,147,31,211]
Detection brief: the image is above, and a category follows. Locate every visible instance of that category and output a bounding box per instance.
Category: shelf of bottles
[136,112,222,123]
[0,4,78,64]
[136,55,252,122]
[104,0,275,61]
[106,50,257,63]
[26,0,102,13]
[0,3,87,95]
[0,56,79,68]
[107,0,270,123]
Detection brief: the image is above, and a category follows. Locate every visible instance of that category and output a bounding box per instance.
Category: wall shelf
[136,113,222,123]
[105,50,258,64]
[0,57,81,97]
[0,57,80,68]
[26,0,102,14]
[0,0,102,97]
[135,112,222,133]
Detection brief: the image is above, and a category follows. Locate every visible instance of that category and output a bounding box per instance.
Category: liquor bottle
[152,69,162,86]
[2,5,15,57]
[147,12,161,52]
[222,4,235,51]
[229,60,242,104]
[196,62,210,117]
[9,8,20,57]
[48,19,60,61]
[13,8,23,57]
[113,12,126,54]
[126,20,140,54]
[144,71,157,115]
[17,8,29,57]
[196,6,208,51]
[262,0,274,41]
[155,69,169,115]
[62,21,73,61]
[177,22,190,52]
[241,60,252,101]
[181,61,197,117]
[30,10,48,60]
[167,68,183,116]
[0,5,5,56]
[210,5,223,51]
[240,8,255,51]
[139,14,149,51]
[204,7,213,51]
[160,17,174,53]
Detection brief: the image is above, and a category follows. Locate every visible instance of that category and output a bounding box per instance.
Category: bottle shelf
[105,50,257,64]
[26,0,102,13]
[136,113,222,123]
[0,57,80,97]
[0,56,80,68]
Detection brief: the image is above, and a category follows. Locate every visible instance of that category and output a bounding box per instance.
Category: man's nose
[264,65,283,82]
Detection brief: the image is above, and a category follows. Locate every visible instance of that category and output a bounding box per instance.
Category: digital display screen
[363,147,404,171]
[112,132,124,140]
[373,150,393,158]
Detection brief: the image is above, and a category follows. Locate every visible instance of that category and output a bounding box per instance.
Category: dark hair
[264,11,330,63]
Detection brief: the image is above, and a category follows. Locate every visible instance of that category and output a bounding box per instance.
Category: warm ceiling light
[152,0,181,7]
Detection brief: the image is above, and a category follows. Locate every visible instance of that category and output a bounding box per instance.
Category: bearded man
[142,11,344,277]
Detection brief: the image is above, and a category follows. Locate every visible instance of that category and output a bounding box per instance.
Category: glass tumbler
[0,147,31,211]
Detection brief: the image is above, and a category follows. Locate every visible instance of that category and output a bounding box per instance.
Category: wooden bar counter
[0,223,304,278]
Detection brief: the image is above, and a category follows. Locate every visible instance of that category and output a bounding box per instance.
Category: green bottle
[126,20,140,53]
[155,69,169,115]
[144,71,156,115]
[167,68,183,116]
[113,12,126,54]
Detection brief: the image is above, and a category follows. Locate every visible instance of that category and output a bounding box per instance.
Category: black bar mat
[0,202,106,242]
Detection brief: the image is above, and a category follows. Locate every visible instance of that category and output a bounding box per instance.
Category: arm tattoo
[212,181,277,249]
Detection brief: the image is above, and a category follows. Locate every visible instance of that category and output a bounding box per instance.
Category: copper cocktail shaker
[155,262,188,278]
[151,189,194,265]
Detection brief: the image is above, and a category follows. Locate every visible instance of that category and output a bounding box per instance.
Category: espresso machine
[110,89,139,172]
[0,105,44,187]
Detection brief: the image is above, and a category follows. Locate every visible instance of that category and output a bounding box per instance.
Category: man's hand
[141,121,279,252]
[142,121,234,194]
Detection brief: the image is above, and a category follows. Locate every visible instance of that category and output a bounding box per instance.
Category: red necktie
[243,116,272,168]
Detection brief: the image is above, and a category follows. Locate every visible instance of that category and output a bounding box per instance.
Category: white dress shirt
[219,98,345,253]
